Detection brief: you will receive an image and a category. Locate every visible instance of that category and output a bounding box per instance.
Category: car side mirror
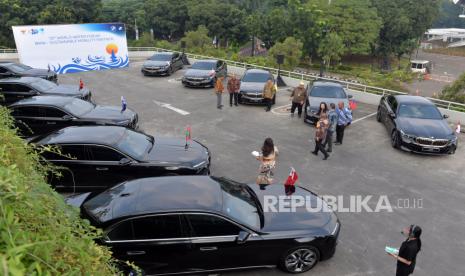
[119,158,132,165]
[443,114,449,119]
[236,231,250,244]
[389,112,396,119]
[348,94,353,99]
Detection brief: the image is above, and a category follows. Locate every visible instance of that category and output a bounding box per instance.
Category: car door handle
[200,246,217,251]
[96,167,109,171]
[126,251,146,256]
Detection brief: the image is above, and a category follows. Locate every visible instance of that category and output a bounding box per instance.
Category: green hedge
[0,107,120,275]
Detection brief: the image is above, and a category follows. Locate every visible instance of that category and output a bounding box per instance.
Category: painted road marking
[352,112,377,124]
[153,100,190,115]
[271,103,292,116]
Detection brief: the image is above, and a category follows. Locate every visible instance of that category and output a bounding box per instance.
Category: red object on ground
[284,167,298,186]
[79,79,84,90]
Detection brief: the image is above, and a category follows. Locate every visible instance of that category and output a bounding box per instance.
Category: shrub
[0,107,120,275]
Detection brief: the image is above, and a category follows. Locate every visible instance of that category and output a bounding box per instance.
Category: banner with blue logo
[12,23,129,74]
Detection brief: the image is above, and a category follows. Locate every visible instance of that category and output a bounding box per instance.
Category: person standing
[255,138,279,188]
[335,101,352,145]
[227,73,240,107]
[325,103,338,152]
[312,113,330,160]
[387,225,422,276]
[290,81,307,118]
[263,79,276,112]
[215,76,225,109]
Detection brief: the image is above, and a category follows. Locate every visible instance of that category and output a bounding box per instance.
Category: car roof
[394,95,434,105]
[312,81,343,88]
[35,126,127,146]
[195,59,218,63]
[245,69,270,74]
[0,76,41,84]
[10,95,75,108]
[83,176,224,224]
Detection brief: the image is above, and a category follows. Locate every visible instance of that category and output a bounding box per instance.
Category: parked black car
[141,52,183,76]
[304,81,352,124]
[182,59,227,87]
[30,126,211,191]
[67,176,340,275]
[9,96,138,136]
[238,69,275,105]
[0,61,57,82]
[377,95,457,154]
[0,77,91,106]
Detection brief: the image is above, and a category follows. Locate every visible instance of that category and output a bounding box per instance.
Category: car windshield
[63,99,95,117]
[149,54,172,61]
[7,63,32,73]
[242,72,270,83]
[115,130,152,160]
[214,177,262,229]
[398,103,443,120]
[30,78,58,91]
[310,86,346,98]
[191,62,215,70]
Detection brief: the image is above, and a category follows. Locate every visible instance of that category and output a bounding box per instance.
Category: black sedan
[67,176,340,275]
[30,126,211,191]
[0,77,91,106]
[182,59,227,87]
[0,61,57,82]
[141,52,183,76]
[9,96,138,136]
[238,69,275,105]
[377,95,457,154]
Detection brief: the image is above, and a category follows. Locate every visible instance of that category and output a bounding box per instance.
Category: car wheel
[376,109,382,122]
[280,246,319,274]
[391,130,400,149]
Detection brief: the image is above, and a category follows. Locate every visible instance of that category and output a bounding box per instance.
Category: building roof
[83,176,223,224]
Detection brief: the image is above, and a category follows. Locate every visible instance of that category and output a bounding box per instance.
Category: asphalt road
[59,62,465,276]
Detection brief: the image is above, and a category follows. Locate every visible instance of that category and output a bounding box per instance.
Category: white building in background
[424,28,465,48]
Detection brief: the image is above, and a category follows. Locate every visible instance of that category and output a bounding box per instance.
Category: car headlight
[400,129,415,141]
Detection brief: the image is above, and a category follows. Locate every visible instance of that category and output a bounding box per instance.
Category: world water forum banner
[12,23,129,74]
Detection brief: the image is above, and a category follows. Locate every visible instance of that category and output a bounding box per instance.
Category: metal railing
[2,46,465,112]
[0,48,17,53]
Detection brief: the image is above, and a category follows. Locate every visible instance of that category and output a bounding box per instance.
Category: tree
[181,25,211,49]
[440,72,465,104]
[434,0,465,28]
[268,36,303,70]
[316,0,381,56]
[145,0,189,40]
[317,32,345,68]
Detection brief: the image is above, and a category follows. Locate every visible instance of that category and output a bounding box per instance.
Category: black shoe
[230,104,233,107]
[327,149,332,153]
[298,114,302,118]
[291,113,295,118]
[335,142,342,145]
[235,103,238,106]
[311,151,318,155]
[323,155,329,160]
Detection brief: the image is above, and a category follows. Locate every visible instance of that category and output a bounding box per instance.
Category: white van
[410,60,431,74]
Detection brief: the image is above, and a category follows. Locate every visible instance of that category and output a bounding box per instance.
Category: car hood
[23,68,55,77]
[47,85,89,96]
[249,184,338,235]
[308,96,348,110]
[81,106,135,122]
[397,117,453,139]
[240,82,265,93]
[184,69,213,78]
[143,60,170,67]
[143,137,209,167]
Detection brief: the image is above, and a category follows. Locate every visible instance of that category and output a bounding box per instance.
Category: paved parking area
[59,62,465,276]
